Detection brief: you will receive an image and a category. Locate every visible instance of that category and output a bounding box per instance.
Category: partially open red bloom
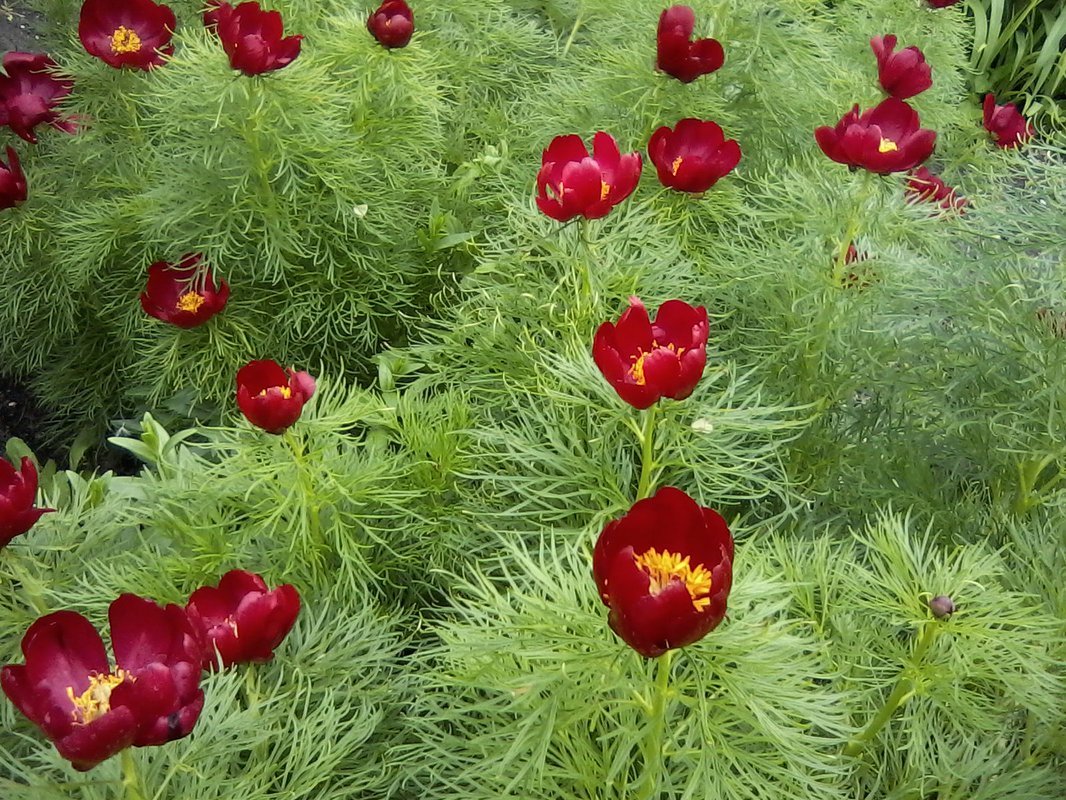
[647,118,741,193]
[1,595,204,771]
[0,52,75,144]
[78,0,176,70]
[140,254,230,328]
[593,297,708,410]
[593,487,733,658]
[870,35,932,100]
[815,97,936,174]
[0,146,27,209]
[656,5,724,84]
[214,1,302,76]
[535,132,642,222]
[367,0,414,49]
[236,359,316,434]
[906,166,966,212]
[982,94,1033,149]
[1,456,54,549]
[186,570,300,670]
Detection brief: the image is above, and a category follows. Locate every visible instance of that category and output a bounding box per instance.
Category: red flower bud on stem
[656,5,724,83]
[367,0,415,49]
[870,35,932,100]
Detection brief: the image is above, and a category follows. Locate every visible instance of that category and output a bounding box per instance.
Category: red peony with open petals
[186,570,300,670]
[647,118,741,193]
[906,166,966,212]
[0,52,75,144]
[0,146,27,209]
[656,5,724,83]
[815,97,936,174]
[1,595,204,771]
[593,297,708,410]
[593,487,734,658]
[78,0,176,70]
[236,359,316,434]
[215,2,302,76]
[367,0,414,49]
[870,35,932,100]
[1,456,54,548]
[140,254,229,328]
[982,94,1033,149]
[535,132,642,222]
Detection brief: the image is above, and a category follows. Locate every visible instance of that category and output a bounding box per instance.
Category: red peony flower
[186,570,300,670]
[139,254,230,329]
[593,296,708,410]
[1,595,204,771]
[815,97,936,174]
[0,456,54,549]
[78,0,176,70]
[214,1,302,76]
[0,52,75,144]
[367,0,414,49]
[647,118,741,193]
[926,0,960,7]
[870,35,932,100]
[593,486,733,658]
[905,166,966,212]
[982,94,1034,149]
[0,146,27,209]
[535,132,642,222]
[236,359,316,434]
[656,5,724,84]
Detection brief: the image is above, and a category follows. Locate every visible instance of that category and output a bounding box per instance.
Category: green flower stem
[636,649,674,800]
[284,430,326,553]
[635,404,659,502]
[843,620,939,758]
[830,171,876,288]
[576,222,597,307]
[120,749,146,800]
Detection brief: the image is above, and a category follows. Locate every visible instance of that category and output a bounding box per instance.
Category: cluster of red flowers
[1,571,299,770]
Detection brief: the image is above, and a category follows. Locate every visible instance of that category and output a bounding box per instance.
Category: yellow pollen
[110,26,142,55]
[633,548,713,611]
[628,341,684,386]
[258,385,292,399]
[671,156,683,175]
[878,137,898,153]
[66,671,131,725]
[176,291,206,314]
[599,181,611,202]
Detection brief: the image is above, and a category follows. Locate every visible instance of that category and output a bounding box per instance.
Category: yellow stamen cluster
[628,341,684,386]
[110,26,142,55]
[633,548,713,611]
[258,385,292,399]
[176,291,206,314]
[878,137,899,153]
[66,670,131,724]
[671,156,683,175]
[599,180,611,201]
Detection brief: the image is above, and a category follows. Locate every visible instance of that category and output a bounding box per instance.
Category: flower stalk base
[636,649,674,800]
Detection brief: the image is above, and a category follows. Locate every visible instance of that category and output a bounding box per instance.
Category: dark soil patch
[0,3,44,52]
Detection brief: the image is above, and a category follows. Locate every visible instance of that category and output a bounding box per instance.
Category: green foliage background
[2,0,1065,798]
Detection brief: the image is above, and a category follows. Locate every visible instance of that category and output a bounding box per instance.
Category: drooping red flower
[926,0,961,7]
[535,132,642,222]
[647,118,741,193]
[815,97,936,174]
[593,486,733,658]
[0,456,54,549]
[0,146,27,209]
[1,595,204,771]
[870,35,932,100]
[78,0,176,70]
[367,0,414,49]
[593,297,709,410]
[905,166,967,212]
[656,5,724,84]
[0,52,75,144]
[236,359,316,434]
[139,254,230,329]
[214,1,302,76]
[186,570,300,670]
[203,1,228,31]
[982,94,1034,149]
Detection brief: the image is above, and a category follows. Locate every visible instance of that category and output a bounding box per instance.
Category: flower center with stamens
[258,385,291,399]
[633,547,713,611]
[66,670,131,724]
[176,291,205,314]
[628,341,684,386]
[878,138,898,153]
[599,181,611,201]
[110,26,142,54]
[671,156,683,175]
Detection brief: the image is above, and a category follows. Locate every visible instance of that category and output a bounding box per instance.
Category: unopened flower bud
[928,595,956,619]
